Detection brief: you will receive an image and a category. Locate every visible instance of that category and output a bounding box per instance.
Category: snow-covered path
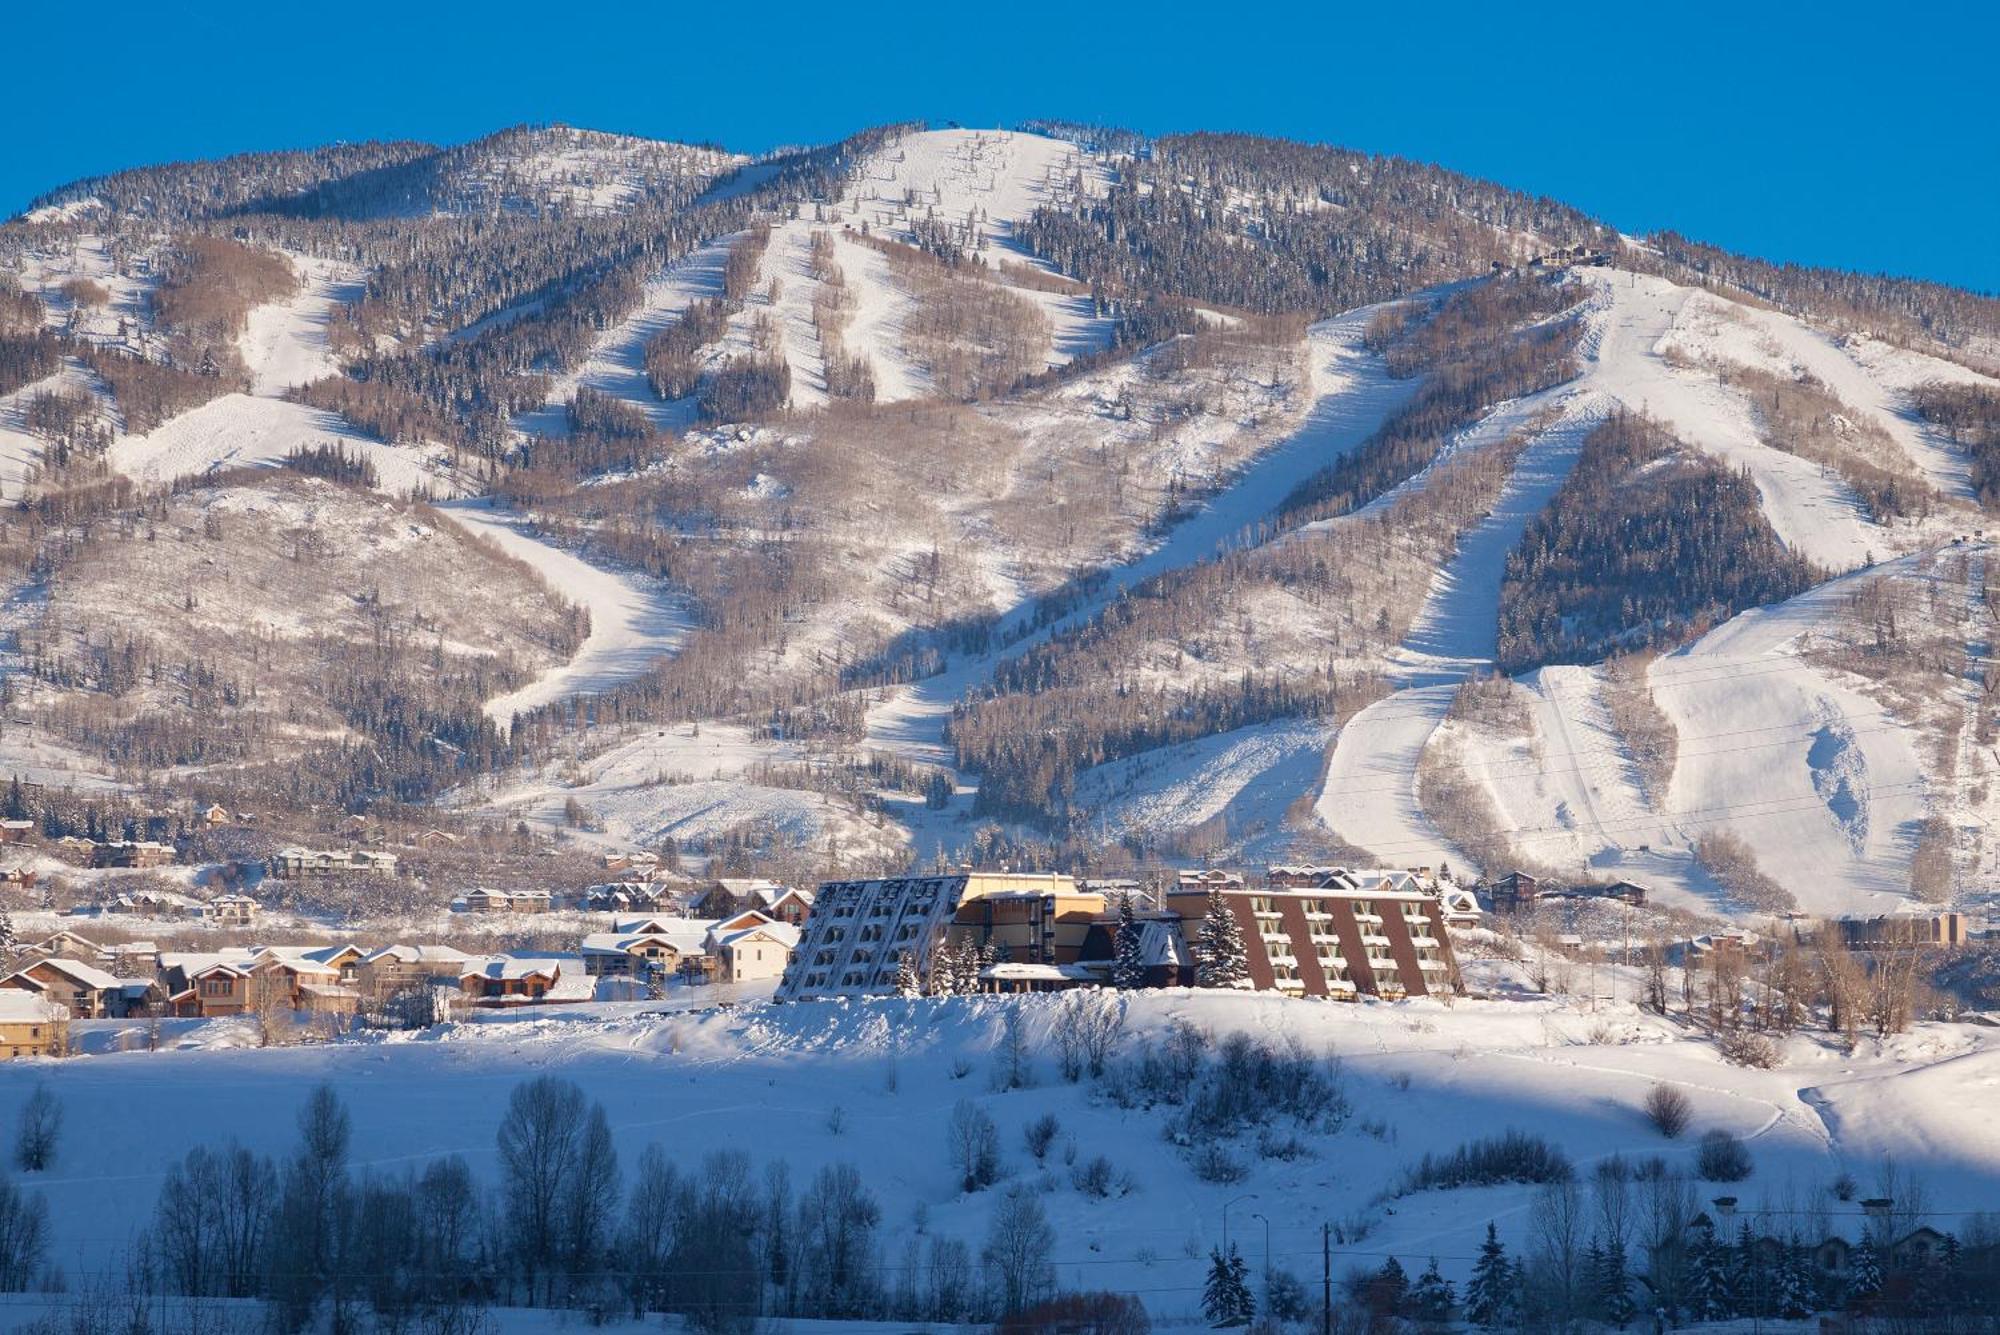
[239,256,364,397]
[513,238,734,438]
[863,301,1423,766]
[439,501,693,730]
[1577,269,1889,572]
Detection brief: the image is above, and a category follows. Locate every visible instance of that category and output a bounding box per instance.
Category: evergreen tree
[0,909,15,956]
[1592,1238,1635,1328]
[930,941,958,997]
[1730,1220,1768,1319]
[1196,888,1249,988]
[1112,892,1147,990]
[1465,1222,1515,1330]
[1203,1244,1255,1325]
[1848,1239,1884,1310]
[1688,1227,1731,1321]
[3,777,25,821]
[894,951,921,997]
[1775,1243,1815,1320]
[1410,1256,1456,1326]
[1367,1256,1409,1319]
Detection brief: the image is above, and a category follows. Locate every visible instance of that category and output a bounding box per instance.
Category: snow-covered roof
[362,944,472,966]
[1138,920,1192,968]
[460,956,561,981]
[14,956,124,991]
[980,962,1095,981]
[581,929,705,957]
[0,992,61,1023]
[709,922,801,954]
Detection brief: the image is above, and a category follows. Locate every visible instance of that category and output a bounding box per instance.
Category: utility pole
[1322,1222,1332,1335]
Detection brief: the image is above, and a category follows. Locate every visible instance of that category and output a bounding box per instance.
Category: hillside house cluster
[778,866,1464,1002]
[68,888,261,925]
[268,848,400,878]
[580,905,804,985]
[1485,870,1650,911]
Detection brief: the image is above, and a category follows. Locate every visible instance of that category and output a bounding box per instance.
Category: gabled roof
[710,922,801,953]
[460,956,561,982]
[12,956,124,992]
[362,944,471,966]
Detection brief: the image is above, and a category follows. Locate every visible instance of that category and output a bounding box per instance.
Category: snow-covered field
[1,985,1994,1321]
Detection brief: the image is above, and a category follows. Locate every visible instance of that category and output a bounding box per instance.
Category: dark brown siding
[1276,897,1327,997]
[1418,899,1462,993]
[1379,903,1428,998]
[1325,900,1377,995]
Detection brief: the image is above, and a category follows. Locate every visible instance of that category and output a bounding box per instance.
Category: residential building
[707,921,800,983]
[1165,869,1461,1000]
[0,819,36,844]
[580,922,712,978]
[90,840,176,869]
[459,887,553,914]
[1486,870,1541,910]
[0,957,159,1018]
[0,992,63,1059]
[269,848,399,878]
[358,945,473,1000]
[203,893,260,926]
[778,871,1091,1000]
[459,957,562,1003]
[1837,914,1972,949]
[162,955,257,1017]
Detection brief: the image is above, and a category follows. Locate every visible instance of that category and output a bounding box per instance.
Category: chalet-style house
[0,993,64,1059]
[581,920,713,978]
[708,919,801,983]
[0,819,35,844]
[269,848,398,878]
[91,840,176,869]
[0,957,160,1019]
[198,804,230,828]
[357,945,472,1000]
[203,893,260,926]
[1486,870,1542,910]
[459,888,553,914]
[162,956,254,1017]
[460,955,592,1007]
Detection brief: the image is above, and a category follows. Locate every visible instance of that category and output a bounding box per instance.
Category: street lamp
[1250,1210,1272,1283]
[1223,1193,1260,1252]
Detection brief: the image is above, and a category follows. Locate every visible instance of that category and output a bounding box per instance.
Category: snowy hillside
[1,119,1997,915]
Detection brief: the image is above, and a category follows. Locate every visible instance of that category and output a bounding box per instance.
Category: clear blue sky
[13,0,1998,293]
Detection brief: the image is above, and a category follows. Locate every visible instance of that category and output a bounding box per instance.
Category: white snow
[237,254,364,397]
[106,394,459,498]
[1,987,1995,1321]
[864,301,1420,768]
[436,501,693,730]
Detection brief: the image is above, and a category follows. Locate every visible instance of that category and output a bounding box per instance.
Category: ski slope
[864,300,1423,766]
[1576,268,1891,572]
[106,394,457,497]
[238,254,364,396]
[438,501,693,730]
[1647,560,1936,916]
[514,236,734,438]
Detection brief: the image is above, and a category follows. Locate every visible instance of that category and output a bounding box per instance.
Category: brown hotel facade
[1166,870,1462,999]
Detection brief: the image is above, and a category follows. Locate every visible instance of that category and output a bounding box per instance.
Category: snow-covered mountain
[4,120,1999,923]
